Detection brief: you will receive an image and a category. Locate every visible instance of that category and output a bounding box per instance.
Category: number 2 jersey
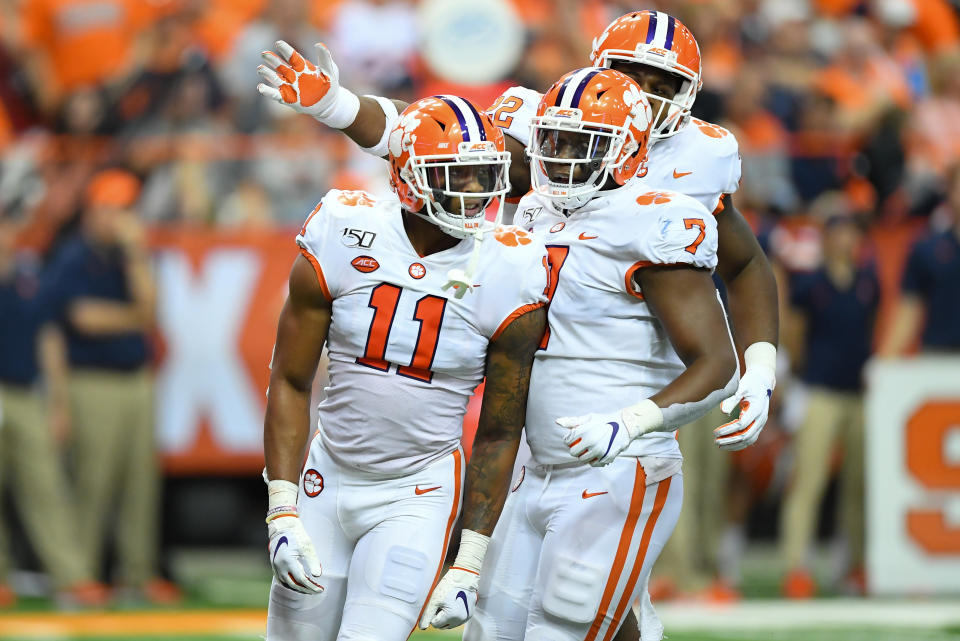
[489,86,741,216]
[296,189,547,476]
[518,180,730,464]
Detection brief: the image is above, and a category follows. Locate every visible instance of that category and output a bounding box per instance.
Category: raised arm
[712,194,780,450]
[419,305,546,631]
[262,254,331,596]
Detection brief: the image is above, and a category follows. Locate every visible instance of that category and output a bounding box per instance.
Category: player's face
[426,163,499,216]
[609,61,683,129]
[537,129,610,184]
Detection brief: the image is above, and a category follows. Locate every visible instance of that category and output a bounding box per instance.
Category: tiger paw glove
[558,399,664,466]
[419,529,489,629]
[266,479,324,594]
[714,342,776,451]
[257,40,359,129]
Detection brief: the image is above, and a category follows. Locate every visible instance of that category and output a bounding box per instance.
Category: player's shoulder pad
[631,188,718,270]
[297,189,386,249]
[685,118,740,158]
[486,225,546,263]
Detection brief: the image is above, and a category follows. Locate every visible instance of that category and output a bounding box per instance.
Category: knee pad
[540,555,605,624]
[378,545,428,604]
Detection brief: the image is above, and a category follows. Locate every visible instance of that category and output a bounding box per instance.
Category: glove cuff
[621,399,664,439]
[744,341,777,386]
[267,479,299,522]
[451,529,490,575]
[316,86,360,129]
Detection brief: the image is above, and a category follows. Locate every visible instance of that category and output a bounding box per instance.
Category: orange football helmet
[590,10,702,139]
[387,95,510,239]
[528,67,652,211]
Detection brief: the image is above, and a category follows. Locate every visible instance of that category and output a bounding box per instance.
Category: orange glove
[257,40,359,129]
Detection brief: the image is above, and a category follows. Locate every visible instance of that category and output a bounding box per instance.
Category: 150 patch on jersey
[341,227,377,249]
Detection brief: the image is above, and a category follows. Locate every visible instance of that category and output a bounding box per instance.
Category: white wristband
[358,95,400,157]
[317,86,360,129]
[621,398,664,439]
[451,529,490,574]
[267,479,299,511]
[744,342,777,380]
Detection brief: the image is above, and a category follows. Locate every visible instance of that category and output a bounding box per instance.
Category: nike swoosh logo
[673,169,692,178]
[578,233,598,240]
[415,485,441,495]
[273,536,288,562]
[456,590,469,615]
[602,421,619,458]
[582,490,608,499]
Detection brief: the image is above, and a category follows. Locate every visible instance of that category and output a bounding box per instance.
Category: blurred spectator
[219,0,321,131]
[44,169,177,603]
[723,66,799,213]
[880,164,960,354]
[18,0,156,116]
[906,54,960,184]
[780,197,880,598]
[0,208,108,608]
[328,0,419,96]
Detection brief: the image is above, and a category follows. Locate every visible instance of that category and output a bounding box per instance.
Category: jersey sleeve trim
[299,247,333,302]
[491,302,546,341]
[712,196,724,216]
[625,261,697,300]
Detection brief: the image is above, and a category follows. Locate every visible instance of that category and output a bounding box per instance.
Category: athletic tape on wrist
[453,529,490,574]
[318,86,360,129]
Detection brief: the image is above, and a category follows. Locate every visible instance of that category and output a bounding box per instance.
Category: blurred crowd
[1,0,959,609]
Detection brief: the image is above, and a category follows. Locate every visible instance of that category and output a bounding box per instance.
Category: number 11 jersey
[296,189,547,476]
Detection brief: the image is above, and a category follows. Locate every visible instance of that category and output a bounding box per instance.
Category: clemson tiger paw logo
[694,120,728,139]
[336,190,376,207]
[636,192,672,206]
[494,227,533,247]
[388,111,424,158]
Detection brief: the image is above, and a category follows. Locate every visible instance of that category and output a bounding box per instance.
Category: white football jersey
[487,86,741,216]
[296,189,547,476]
[516,180,721,464]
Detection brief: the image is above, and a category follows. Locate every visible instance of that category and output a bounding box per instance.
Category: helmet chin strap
[442,230,483,299]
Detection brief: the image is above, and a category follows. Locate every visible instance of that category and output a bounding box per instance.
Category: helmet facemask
[598,48,699,140]
[528,107,636,211]
[402,141,511,239]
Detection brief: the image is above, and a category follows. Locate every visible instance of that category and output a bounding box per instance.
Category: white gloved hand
[257,40,359,129]
[714,342,776,451]
[558,399,663,466]
[266,480,323,594]
[419,529,489,629]
[558,411,633,467]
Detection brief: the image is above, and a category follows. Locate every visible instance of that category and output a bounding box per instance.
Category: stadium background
[1,0,959,639]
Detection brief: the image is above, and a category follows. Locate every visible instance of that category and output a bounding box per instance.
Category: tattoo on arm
[461,306,546,535]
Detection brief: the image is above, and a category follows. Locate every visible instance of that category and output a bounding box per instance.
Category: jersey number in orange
[487,95,524,129]
[539,245,570,350]
[684,218,706,254]
[357,283,447,383]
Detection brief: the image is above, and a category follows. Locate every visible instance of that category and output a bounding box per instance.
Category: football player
[422,68,739,641]
[257,10,778,455]
[263,95,548,641]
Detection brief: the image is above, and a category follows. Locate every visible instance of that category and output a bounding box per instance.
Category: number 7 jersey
[519,180,727,465]
[296,189,547,476]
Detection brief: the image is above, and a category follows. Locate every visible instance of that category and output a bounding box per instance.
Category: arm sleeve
[477,231,548,339]
[357,95,400,158]
[625,196,718,298]
[294,193,343,300]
